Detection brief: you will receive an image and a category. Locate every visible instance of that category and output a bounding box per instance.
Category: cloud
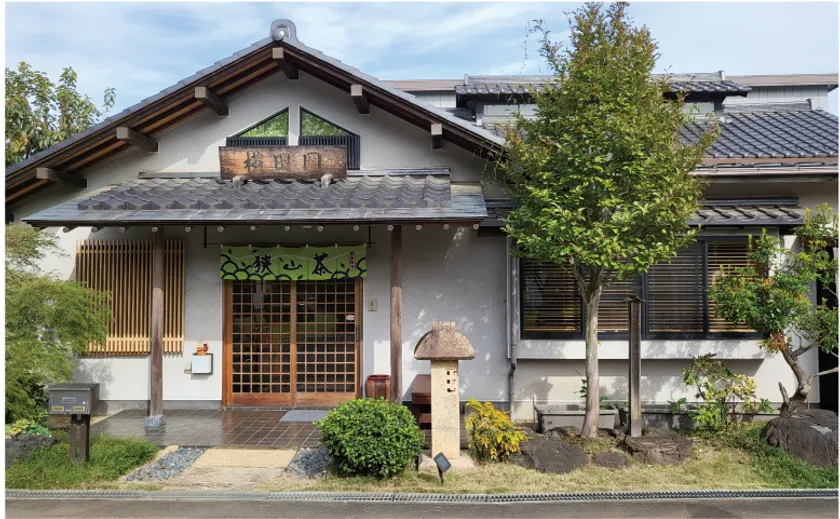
[5,2,837,115]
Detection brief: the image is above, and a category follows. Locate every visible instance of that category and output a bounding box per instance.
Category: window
[520,236,759,340]
[299,108,360,170]
[520,261,640,339]
[226,110,289,147]
[242,110,289,137]
[75,239,186,355]
[522,261,580,338]
[301,110,348,137]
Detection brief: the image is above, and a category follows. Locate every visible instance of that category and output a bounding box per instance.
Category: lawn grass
[6,435,159,490]
[262,424,837,494]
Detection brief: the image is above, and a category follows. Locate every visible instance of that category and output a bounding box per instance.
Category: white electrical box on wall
[191,354,213,375]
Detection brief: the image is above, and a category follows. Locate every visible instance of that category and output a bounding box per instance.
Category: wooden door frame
[222,278,364,408]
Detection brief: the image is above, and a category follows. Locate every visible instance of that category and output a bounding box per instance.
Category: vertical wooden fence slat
[75,237,185,355]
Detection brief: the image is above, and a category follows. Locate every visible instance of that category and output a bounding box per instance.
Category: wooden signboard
[219,145,347,180]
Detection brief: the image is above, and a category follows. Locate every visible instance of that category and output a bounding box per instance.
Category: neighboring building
[6,20,838,422]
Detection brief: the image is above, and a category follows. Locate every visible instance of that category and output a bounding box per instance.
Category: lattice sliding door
[294,279,359,405]
[75,239,185,355]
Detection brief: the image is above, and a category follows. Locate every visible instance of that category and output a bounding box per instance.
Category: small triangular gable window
[300,109,359,169]
[240,109,289,137]
[301,109,348,136]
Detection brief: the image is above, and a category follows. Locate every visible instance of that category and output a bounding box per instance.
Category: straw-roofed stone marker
[414,322,476,460]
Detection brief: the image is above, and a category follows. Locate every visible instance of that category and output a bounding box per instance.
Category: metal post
[629,296,642,438]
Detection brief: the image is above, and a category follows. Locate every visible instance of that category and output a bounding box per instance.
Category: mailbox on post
[48,383,99,463]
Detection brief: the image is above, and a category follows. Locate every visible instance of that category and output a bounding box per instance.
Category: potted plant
[535,374,618,432]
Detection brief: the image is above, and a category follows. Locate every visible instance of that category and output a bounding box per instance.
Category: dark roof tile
[22,171,487,226]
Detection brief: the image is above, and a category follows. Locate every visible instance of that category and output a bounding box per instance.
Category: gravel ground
[285,446,329,479]
[124,447,207,482]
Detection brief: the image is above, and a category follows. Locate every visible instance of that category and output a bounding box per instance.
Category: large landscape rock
[5,433,59,469]
[762,409,838,468]
[520,437,589,474]
[591,451,631,469]
[624,434,692,466]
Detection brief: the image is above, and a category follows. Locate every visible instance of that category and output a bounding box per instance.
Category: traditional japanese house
[6,19,838,423]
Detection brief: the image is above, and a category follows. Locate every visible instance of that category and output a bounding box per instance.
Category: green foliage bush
[6,435,158,489]
[465,399,528,462]
[682,354,772,431]
[5,419,49,438]
[315,398,424,478]
[5,223,111,422]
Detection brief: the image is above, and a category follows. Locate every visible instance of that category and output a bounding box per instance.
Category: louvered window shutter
[707,239,755,333]
[521,259,581,336]
[647,243,705,334]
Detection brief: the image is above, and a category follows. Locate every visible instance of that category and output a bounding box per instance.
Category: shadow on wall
[516,358,766,410]
[401,227,508,403]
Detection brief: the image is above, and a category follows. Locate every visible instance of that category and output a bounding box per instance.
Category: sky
[5,2,839,114]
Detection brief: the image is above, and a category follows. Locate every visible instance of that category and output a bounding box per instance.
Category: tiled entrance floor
[90,410,320,448]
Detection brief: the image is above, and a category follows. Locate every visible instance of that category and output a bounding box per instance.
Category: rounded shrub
[315,398,424,478]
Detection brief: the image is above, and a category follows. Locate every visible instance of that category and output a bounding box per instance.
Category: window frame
[519,235,767,341]
[236,108,290,137]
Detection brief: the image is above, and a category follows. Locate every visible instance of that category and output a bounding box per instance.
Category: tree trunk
[581,289,602,438]
[778,342,811,417]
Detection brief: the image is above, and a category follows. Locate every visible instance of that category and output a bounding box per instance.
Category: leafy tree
[5,224,111,422]
[495,3,718,437]
[5,62,115,166]
[709,204,838,417]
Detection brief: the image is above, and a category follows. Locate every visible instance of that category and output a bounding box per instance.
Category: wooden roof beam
[35,167,87,189]
[194,87,228,116]
[116,127,158,153]
[272,47,299,80]
[350,84,370,115]
[431,123,443,149]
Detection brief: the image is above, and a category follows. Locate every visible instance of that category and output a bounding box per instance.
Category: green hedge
[316,398,424,478]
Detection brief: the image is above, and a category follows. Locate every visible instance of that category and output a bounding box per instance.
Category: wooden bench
[411,374,431,405]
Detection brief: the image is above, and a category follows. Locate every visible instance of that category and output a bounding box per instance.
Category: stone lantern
[414,322,476,459]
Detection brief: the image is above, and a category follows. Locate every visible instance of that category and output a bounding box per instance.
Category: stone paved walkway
[90,410,320,448]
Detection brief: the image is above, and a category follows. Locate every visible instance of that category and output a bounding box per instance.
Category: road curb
[6,488,837,503]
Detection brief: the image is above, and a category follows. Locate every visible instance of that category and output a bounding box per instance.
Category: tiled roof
[481,198,806,228]
[487,110,838,163]
[683,110,838,159]
[455,77,750,97]
[22,171,488,226]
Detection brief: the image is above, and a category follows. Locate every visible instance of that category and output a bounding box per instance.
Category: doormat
[279,410,329,423]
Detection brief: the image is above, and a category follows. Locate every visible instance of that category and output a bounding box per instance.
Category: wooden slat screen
[75,239,185,355]
[522,260,580,334]
[646,243,705,334]
[598,276,640,333]
[707,240,754,333]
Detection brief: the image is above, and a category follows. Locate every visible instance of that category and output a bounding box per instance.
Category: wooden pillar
[390,225,403,404]
[628,297,642,437]
[145,228,166,428]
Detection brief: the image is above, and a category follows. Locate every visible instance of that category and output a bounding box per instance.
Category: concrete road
[6,497,838,518]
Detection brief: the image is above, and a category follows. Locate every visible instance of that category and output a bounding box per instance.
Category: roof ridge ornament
[270,19,298,43]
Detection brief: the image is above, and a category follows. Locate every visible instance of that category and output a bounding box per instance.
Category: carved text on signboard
[219,145,347,180]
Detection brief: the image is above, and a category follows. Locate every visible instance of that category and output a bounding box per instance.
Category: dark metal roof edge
[136,169,453,180]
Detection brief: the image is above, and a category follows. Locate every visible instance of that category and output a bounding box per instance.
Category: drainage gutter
[6,489,836,503]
